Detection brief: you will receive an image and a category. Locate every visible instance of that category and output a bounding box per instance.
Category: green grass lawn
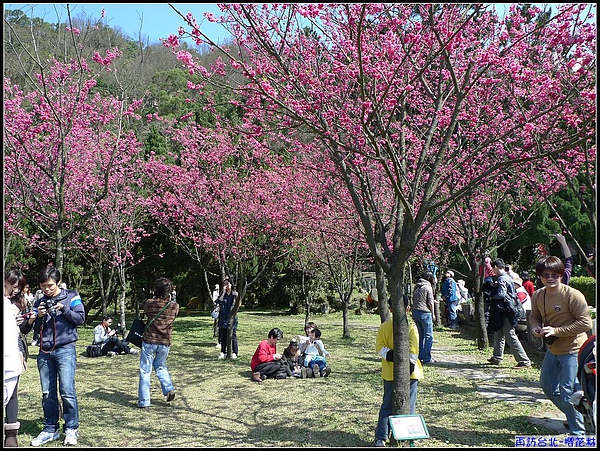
[14,309,557,447]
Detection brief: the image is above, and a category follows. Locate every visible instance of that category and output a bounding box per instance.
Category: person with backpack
[411,271,437,364]
[28,266,86,446]
[487,259,531,369]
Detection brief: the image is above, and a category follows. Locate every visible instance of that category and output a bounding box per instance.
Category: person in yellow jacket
[373,296,424,447]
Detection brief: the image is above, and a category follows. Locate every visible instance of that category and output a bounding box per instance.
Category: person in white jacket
[4,277,23,447]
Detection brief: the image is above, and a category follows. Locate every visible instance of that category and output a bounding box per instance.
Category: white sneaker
[231,353,237,360]
[129,348,139,355]
[31,430,60,446]
[218,352,226,360]
[107,351,116,357]
[63,428,78,446]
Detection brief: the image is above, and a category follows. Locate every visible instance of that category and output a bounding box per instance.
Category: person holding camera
[26,266,85,446]
[486,259,531,369]
[530,255,592,437]
[93,314,138,356]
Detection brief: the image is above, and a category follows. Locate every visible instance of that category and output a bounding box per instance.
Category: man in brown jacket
[137,277,179,408]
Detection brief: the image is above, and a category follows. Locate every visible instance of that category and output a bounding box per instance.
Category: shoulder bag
[126,300,173,348]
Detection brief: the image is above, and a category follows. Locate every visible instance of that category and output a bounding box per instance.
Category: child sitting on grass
[299,327,331,377]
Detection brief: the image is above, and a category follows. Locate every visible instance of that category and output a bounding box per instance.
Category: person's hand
[15,312,25,326]
[532,326,543,337]
[554,233,567,244]
[273,353,282,360]
[540,325,556,338]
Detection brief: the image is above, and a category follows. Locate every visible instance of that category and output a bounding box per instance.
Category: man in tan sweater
[530,256,592,436]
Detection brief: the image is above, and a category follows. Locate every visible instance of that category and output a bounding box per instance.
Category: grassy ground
[14,309,555,447]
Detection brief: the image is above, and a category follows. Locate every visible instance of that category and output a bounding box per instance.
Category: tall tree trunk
[389,270,411,416]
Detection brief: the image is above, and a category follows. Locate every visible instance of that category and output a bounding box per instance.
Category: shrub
[570,276,596,307]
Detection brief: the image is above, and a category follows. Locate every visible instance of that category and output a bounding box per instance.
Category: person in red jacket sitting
[250,328,290,382]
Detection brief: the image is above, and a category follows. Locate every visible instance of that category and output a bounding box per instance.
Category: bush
[570,276,596,307]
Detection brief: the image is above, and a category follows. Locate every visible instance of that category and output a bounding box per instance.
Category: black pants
[103,337,130,355]
[254,361,290,379]
[219,327,238,354]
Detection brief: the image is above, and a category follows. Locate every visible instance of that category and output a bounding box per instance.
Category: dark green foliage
[570,276,596,307]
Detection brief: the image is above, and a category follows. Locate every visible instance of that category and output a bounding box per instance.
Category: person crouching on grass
[250,328,291,382]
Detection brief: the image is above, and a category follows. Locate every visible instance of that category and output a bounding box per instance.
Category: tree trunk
[389,270,411,416]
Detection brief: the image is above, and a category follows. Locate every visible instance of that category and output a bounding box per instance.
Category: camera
[543,335,557,345]
[44,297,58,318]
[115,322,126,338]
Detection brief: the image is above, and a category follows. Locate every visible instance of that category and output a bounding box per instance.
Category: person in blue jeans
[299,327,331,377]
[441,270,460,329]
[411,271,437,364]
[138,277,179,408]
[529,256,592,436]
[27,266,85,447]
[374,295,423,447]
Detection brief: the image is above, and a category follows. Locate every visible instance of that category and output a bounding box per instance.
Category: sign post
[388,414,429,447]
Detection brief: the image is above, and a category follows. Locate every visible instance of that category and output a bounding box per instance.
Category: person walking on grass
[487,259,531,369]
[530,256,592,436]
[138,277,179,408]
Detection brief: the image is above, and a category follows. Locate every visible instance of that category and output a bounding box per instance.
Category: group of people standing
[4,266,85,447]
[3,268,180,447]
[373,244,593,446]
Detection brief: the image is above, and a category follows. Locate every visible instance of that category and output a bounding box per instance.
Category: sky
[4,3,234,45]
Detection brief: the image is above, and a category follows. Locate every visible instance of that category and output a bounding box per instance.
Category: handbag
[126,317,146,348]
[211,306,220,319]
[126,299,174,348]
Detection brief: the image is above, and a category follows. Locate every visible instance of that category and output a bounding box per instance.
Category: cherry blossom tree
[3,19,145,274]
[143,120,313,356]
[168,3,596,414]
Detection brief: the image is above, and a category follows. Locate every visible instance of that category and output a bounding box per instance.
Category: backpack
[86,344,103,357]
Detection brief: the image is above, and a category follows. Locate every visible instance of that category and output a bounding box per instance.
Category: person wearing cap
[512,274,531,311]
[441,270,459,329]
[487,258,531,369]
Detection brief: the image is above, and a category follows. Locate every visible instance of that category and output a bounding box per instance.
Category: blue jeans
[304,355,327,374]
[412,310,434,363]
[446,300,459,326]
[375,379,419,441]
[540,351,586,435]
[138,341,174,407]
[36,346,79,432]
